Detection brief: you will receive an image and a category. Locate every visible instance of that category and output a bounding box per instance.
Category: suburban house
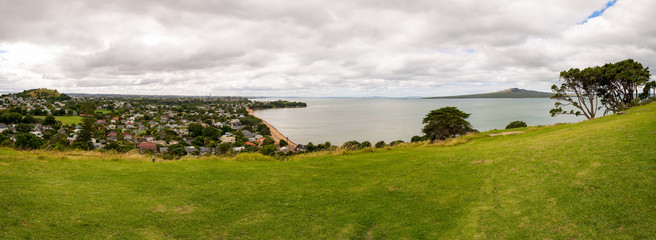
[139,142,157,152]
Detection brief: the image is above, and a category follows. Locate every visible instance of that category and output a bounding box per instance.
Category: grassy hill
[1,103,655,239]
[426,88,554,98]
[11,88,71,100]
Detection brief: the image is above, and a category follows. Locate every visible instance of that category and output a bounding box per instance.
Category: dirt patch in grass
[489,131,524,137]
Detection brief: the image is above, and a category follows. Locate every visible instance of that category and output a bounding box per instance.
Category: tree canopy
[422,107,475,141]
[551,59,652,119]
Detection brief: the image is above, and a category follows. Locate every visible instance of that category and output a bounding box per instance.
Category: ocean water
[252,98,585,145]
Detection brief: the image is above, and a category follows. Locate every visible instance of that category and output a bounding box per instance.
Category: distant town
[0,89,307,158]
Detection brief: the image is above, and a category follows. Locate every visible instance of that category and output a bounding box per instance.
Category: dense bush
[411,135,425,143]
[505,120,527,129]
[341,140,362,150]
[14,133,45,150]
[374,141,386,148]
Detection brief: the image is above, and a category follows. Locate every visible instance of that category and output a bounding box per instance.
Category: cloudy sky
[0,0,654,97]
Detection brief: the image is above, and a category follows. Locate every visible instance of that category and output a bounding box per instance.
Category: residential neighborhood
[0,89,303,158]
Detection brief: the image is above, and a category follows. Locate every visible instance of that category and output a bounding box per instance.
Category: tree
[263,138,275,146]
[640,81,656,100]
[166,143,187,159]
[374,141,386,148]
[202,127,220,140]
[361,141,372,148]
[15,123,33,133]
[49,133,69,146]
[411,135,425,143]
[44,115,57,126]
[550,67,602,119]
[256,123,271,136]
[217,142,232,154]
[14,133,45,150]
[505,120,527,129]
[597,59,651,114]
[22,115,38,123]
[422,107,475,141]
[188,123,203,137]
[278,140,288,147]
[0,112,23,124]
[79,102,96,115]
[341,141,361,150]
[259,144,276,156]
[73,117,96,150]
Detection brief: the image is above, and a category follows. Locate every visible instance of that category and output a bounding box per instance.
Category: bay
[252,98,585,145]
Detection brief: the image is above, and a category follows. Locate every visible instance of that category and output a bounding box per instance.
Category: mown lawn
[1,103,655,239]
[34,115,83,125]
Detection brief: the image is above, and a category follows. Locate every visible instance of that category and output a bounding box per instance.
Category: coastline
[246,108,298,151]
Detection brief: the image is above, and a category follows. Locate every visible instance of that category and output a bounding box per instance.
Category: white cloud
[0,0,654,97]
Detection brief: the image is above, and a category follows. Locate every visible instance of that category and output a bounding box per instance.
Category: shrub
[389,140,405,146]
[14,133,45,150]
[361,141,372,148]
[411,135,425,143]
[259,144,277,156]
[341,141,361,150]
[374,141,386,148]
[505,120,527,129]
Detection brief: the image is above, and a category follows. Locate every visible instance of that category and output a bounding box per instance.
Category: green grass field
[34,115,83,125]
[2,103,655,239]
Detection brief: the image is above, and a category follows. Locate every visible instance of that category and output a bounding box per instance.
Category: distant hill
[425,88,553,99]
[11,88,71,101]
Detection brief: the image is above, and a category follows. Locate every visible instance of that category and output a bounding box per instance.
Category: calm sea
[252,98,585,145]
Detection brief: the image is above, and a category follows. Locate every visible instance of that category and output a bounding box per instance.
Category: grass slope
[1,103,655,239]
[426,88,553,98]
[34,116,83,125]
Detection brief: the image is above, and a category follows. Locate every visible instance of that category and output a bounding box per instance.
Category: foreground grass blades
[1,103,655,239]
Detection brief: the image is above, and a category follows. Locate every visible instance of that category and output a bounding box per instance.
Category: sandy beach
[247,108,298,151]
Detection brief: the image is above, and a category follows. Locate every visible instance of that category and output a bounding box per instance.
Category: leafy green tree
[217,142,232,154]
[263,137,275,146]
[202,127,220,140]
[79,102,96,115]
[598,59,651,109]
[0,112,23,124]
[192,136,205,147]
[422,107,475,141]
[259,144,277,156]
[14,133,45,150]
[278,140,288,147]
[44,115,57,126]
[256,123,271,136]
[640,81,656,99]
[22,115,38,124]
[188,123,203,137]
[411,135,425,143]
[361,141,372,148]
[551,67,602,119]
[15,123,33,133]
[49,133,70,147]
[505,120,527,129]
[306,142,317,152]
[390,140,405,146]
[73,117,96,150]
[374,141,386,148]
[166,144,187,159]
[341,141,361,150]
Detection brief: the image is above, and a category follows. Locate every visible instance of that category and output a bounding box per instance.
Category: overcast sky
[0,0,654,97]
